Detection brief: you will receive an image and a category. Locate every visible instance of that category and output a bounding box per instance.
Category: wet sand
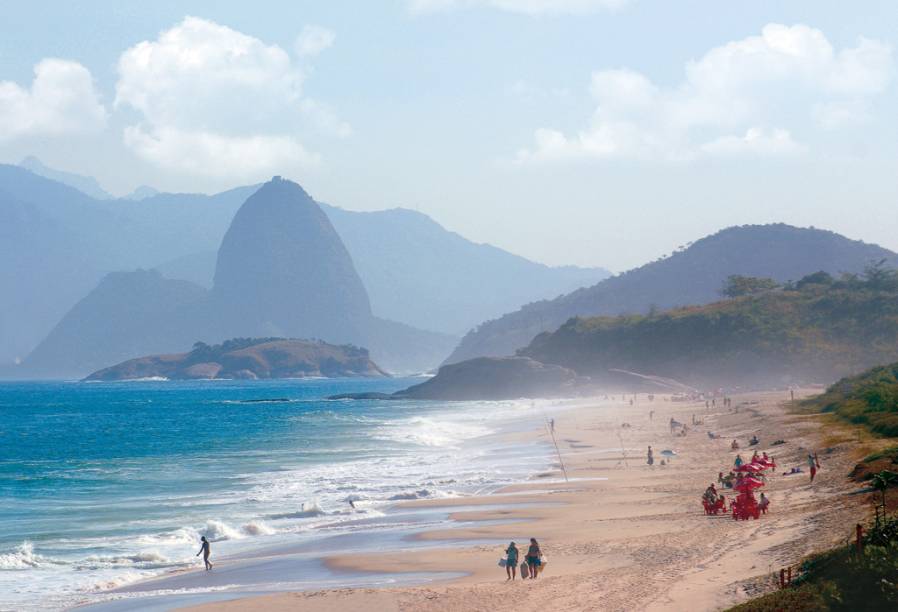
[184,389,878,611]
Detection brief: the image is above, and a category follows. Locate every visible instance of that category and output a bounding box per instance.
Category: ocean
[0,379,557,611]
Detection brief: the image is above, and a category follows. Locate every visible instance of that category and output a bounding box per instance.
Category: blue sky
[1,1,896,270]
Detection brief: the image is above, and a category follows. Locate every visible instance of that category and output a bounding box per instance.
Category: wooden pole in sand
[547,420,569,482]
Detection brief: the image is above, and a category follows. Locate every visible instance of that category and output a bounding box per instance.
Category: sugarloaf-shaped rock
[212,177,371,342]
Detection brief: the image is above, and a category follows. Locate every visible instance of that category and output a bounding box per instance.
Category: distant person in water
[505,541,519,580]
[549,418,555,434]
[196,536,212,570]
[526,538,542,579]
[647,445,654,466]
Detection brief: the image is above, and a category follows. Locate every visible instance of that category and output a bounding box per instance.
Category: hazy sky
[1,1,897,271]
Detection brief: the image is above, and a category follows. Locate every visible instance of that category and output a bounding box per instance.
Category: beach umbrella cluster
[708,453,775,520]
[731,454,775,520]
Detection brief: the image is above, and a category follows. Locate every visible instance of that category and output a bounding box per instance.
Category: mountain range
[445,224,898,364]
[19,178,457,377]
[0,160,608,369]
[519,268,898,389]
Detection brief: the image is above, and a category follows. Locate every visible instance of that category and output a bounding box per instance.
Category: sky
[1,0,897,271]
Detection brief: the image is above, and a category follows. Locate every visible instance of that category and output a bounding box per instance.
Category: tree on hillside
[863,260,898,291]
[795,271,835,289]
[721,275,780,298]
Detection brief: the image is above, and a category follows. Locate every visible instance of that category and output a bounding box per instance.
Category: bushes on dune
[728,515,898,611]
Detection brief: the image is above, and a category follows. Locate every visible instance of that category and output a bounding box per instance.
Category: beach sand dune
[189,390,873,612]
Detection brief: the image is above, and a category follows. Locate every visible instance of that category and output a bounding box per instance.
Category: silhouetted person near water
[197,536,212,570]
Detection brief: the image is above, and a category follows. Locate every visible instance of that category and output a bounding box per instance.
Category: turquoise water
[0,379,552,610]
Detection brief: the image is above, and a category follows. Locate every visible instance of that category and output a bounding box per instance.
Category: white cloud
[295,25,335,58]
[517,24,892,163]
[123,126,319,180]
[0,59,106,141]
[700,128,806,157]
[410,0,629,15]
[115,16,345,179]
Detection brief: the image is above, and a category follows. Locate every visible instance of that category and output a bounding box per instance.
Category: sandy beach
[181,389,879,612]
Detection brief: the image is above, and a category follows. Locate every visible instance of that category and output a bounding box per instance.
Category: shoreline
[185,390,881,612]
[70,398,580,611]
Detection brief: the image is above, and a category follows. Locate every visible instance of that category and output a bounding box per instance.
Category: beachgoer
[526,538,542,579]
[712,398,716,407]
[751,450,760,462]
[670,417,676,433]
[505,542,519,580]
[649,410,654,421]
[647,445,654,466]
[549,418,555,434]
[808,453,818,482]
[731,439,739,450]
[759,493,769,514]
[790,389,795,401]
[196,536,212,570]
[734,454,744,467]
[749,435,759,446]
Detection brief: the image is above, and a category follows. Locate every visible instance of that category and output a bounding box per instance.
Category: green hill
[521,266,898,389]
[801,361,898,437]
[446,224,898,365]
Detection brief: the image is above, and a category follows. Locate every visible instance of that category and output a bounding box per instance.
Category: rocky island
[84,337,389,381]
[330,356,586,401]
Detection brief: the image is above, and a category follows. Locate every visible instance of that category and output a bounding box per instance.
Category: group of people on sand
[503,538,543,580]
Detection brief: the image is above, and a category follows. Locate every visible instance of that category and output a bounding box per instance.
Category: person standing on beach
[504,541,519,580]
[196,535,212,570]
[647,445,654,466]
[526,538,542,579]
[808,452,820,482]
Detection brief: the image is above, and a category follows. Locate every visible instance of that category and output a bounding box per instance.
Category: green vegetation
[801,361,898,437]
[727,515,898,611]
[721,275,780,298]
[522,265,898,388]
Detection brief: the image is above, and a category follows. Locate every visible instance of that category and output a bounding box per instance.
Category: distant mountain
[18,178,458,377]
[0,164,254,365]
[18,156,113,200]
[520,269,898,389]
[1,164,605,367]
[319,205,609,335]
[85,337,388,381]
[155,204,609,335]
[211,177,372,342]
[446,224,898,364]
[22,269,207,378]
[122,185,159,201]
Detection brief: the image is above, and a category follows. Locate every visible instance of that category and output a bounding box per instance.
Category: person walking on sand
[504,541,519,580]
[526,538,542,579]
[196,536,212,570]
[808,452,820,482]
[647,445,654,466]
